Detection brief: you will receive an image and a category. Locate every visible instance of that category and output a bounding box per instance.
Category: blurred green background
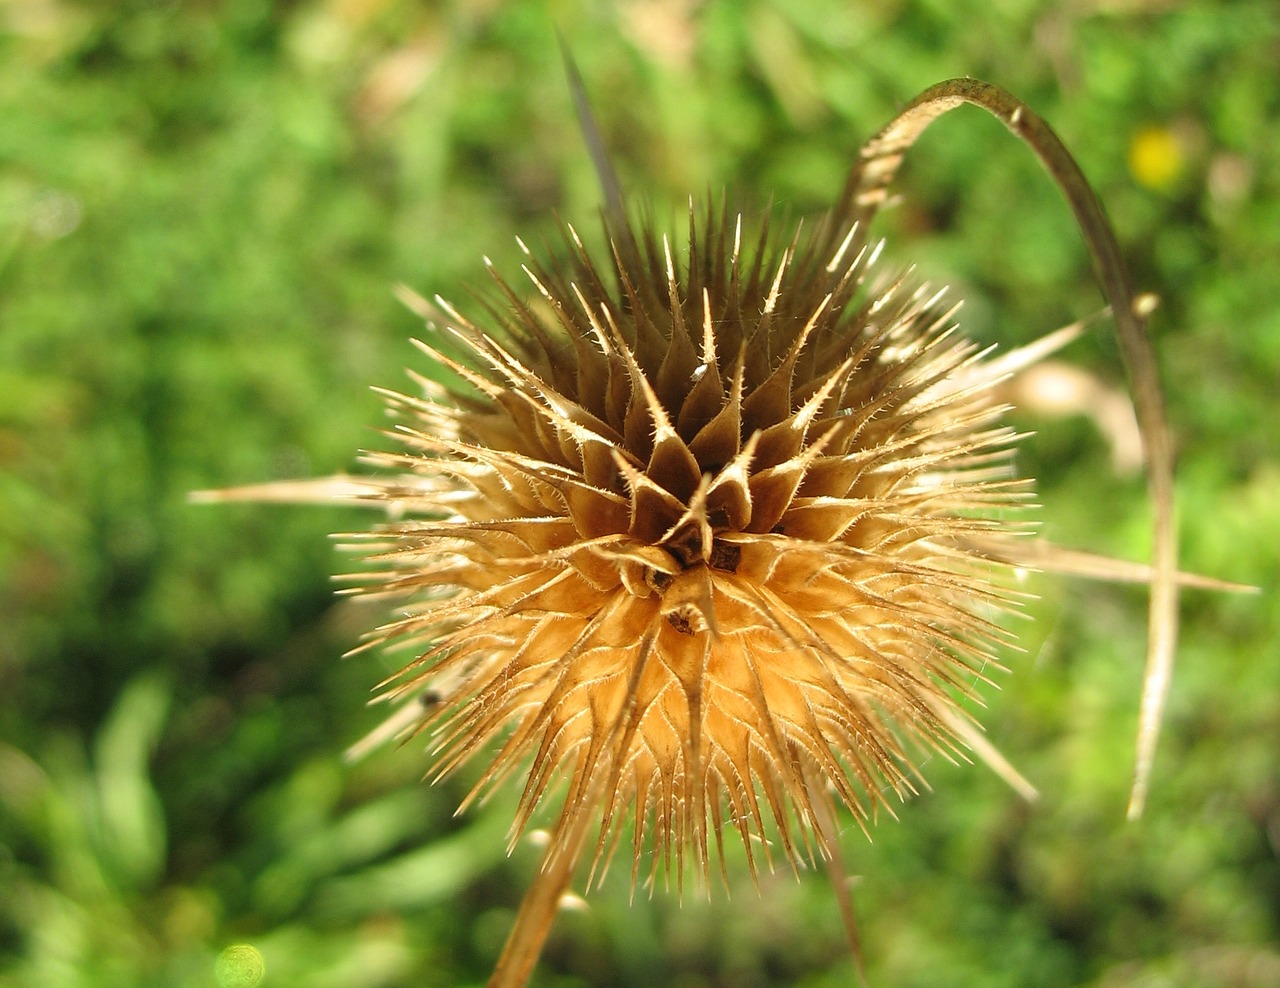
[1,1,1277,986]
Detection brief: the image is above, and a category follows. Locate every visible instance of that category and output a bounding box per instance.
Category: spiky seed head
[188,75,1197,988]
[345,202,1033,888]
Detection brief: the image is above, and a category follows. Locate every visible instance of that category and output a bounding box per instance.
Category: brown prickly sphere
[192,76,1194,988]
[348,201,1033,886]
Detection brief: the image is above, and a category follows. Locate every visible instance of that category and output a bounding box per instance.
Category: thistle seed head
[348,202,1033,886]
[193,73,1207,987]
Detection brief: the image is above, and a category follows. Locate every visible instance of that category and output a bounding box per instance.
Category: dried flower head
[374,204,1032,860]
[200,76,1220,988]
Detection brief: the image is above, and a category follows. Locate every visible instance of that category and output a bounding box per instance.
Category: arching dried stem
[843,78,1179,819]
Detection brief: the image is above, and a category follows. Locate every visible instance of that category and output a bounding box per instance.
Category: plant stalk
[845,78,1179,819]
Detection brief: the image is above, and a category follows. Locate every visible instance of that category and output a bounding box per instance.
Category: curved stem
[845,78,1178,819]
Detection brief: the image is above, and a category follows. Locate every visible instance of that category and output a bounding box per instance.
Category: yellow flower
[1128,125,1184,191]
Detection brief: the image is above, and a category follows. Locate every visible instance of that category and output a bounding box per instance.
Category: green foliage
[2,1,1277,985]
